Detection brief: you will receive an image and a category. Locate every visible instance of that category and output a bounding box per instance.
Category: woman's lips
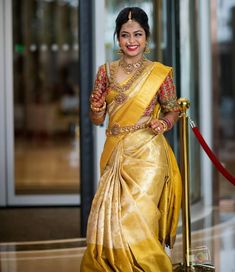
[127,45,139,51]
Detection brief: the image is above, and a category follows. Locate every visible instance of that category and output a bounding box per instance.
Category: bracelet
[90,113,105,124]
[159,119,168,132]
[90,101,106,113]
[160,117,173,130]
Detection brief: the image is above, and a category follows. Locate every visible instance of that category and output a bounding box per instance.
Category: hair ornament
[128,10,132,21]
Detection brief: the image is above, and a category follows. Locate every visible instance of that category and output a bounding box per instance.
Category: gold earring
[116,48,123,55]
[144,43,151,54]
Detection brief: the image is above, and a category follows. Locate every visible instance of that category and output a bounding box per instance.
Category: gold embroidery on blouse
[109,59,149,104]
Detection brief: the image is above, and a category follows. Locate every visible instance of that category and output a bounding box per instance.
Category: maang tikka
[128,10,132,21]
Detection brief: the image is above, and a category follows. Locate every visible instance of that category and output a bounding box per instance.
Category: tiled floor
[0,208,81,243]
[0,239,86,272]
[1,206,234,272]
[172,209,235,271]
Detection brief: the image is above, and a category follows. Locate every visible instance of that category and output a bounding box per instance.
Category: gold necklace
[109,59,148,105]
[119,57,145,74]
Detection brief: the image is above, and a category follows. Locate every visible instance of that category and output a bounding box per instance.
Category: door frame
[0,0,7,206]
[0,0,82,206]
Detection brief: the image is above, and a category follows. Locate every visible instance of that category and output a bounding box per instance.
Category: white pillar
[93,0,106,188]
[179,0,191,99]
[198,0,213,207]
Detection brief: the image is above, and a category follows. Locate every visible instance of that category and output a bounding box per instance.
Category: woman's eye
[135,33,143,37]
[121,33,128,38]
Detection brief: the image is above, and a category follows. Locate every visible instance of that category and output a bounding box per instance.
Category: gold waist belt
[106,122,150,136]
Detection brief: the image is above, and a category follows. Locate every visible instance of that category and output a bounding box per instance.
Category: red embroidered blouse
[92,65,180,116]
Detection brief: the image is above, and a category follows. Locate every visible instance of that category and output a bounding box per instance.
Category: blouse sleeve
[158,73,180,113]
[89,65,108,125]
[93,65,108,95]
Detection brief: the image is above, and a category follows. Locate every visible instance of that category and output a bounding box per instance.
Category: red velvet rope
[191,126,235,186]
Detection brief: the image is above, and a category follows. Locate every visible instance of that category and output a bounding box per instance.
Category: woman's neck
[122,54,144,64]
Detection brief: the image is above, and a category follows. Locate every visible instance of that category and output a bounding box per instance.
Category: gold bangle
[90,101,106,112]
[159,119,168,132]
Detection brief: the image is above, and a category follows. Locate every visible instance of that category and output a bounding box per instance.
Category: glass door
[5,0,80,205]
[215,0,235,201]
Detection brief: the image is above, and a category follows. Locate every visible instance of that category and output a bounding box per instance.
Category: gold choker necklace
[119,57,145,74]
[109,59,148,104]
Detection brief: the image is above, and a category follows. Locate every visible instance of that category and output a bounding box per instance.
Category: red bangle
[160,117,173,130]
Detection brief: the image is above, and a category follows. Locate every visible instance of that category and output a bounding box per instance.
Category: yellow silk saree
[81,62,182,272]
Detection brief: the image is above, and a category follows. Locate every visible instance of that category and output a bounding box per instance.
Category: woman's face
[118,20,147,59]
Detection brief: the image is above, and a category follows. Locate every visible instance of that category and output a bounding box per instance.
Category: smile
[127,45,139,51]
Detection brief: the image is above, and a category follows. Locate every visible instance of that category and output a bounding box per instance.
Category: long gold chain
[109,58,148,93]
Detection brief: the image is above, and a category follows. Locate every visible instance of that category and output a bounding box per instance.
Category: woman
[81,7,182,272]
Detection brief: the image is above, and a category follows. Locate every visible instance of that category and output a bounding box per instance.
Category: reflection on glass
[13,0,80,194]
[216,0,235,199]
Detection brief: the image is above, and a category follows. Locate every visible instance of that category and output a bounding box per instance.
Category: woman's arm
[150,73,180,134]
[89,89,107,125]
[89,65,108,125]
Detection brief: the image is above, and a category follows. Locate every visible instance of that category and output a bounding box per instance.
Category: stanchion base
[173,263,215,271]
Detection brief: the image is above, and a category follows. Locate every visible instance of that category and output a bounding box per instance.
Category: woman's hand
[90,89,107,108]
[150,112,179,134]
[150,119,167,134]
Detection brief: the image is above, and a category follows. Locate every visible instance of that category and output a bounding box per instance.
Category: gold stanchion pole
[180,98,192,270]
[173,98,215,272]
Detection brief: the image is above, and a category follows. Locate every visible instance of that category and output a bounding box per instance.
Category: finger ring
[157,127,161,131]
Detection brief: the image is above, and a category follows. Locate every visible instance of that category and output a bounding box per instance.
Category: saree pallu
[81,62,182,272]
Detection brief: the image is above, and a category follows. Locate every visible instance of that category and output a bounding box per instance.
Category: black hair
[114,7,150,41]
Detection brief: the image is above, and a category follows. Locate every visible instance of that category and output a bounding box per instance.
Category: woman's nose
[128,35,135,43]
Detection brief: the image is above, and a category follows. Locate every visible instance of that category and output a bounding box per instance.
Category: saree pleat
[81,62,182,272]
[81,129,179,271]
